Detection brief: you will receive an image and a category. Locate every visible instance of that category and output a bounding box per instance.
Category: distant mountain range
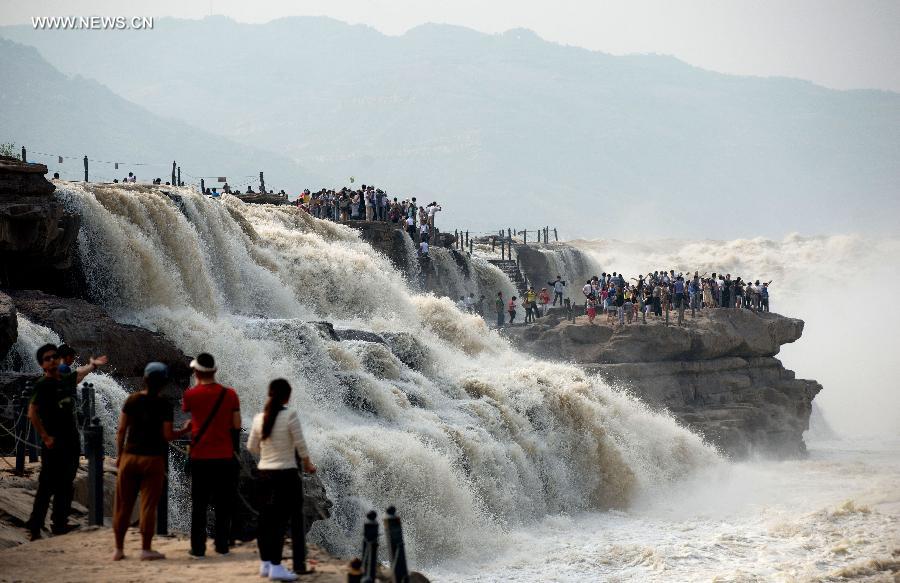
[2,16,898,238]
[0,38,317,191]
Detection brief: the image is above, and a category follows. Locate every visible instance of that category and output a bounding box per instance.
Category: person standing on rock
[495,292,505,327]
[26,344,108,541]
[507,296,518,325]
[549,276,566,306]
[182,353,242,558]
[247,379,318,580]
[112,362,190,561]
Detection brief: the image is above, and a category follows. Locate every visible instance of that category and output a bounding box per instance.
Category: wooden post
[171,161,176,185]
[83,156,89,182]
[177,166,181,186]
[259,171,265,193]
[21,146,26,162]
[523,229,527,245]
[491,236,496,253]
[200,178,205,193]
[554,228,558,242]
[465,230,469,248]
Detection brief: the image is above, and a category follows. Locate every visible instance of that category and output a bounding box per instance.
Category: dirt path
[0,527,348,582]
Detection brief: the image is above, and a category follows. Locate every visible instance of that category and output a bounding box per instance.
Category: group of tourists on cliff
[577,271,772,327]
[25,346,317,580]
[492,271,771,328]
[294,185,441,236]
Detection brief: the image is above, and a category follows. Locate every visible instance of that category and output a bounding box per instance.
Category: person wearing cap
[26,344,108,541]
[112,362,189,561]
[182,353,242,558]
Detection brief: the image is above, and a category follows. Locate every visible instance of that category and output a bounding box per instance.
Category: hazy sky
[2,0,898,92]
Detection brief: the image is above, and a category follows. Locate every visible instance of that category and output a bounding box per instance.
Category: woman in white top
[247,379,317,581]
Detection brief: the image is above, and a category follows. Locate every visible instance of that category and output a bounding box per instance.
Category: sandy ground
[0,526,350,582]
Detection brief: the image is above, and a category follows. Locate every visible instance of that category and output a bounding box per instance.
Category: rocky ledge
[503,309,822,458]
[0,157,80,294]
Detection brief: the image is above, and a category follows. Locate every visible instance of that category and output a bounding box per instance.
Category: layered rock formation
[503,308,822,457]
[0,157,80,294]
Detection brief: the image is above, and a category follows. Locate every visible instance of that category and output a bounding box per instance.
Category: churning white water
[50,183,717,564]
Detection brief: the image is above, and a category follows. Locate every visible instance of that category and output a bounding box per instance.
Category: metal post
[523,229,527,245]
[259,171,265,193]
[26,423,38,462]
[383,506,409,583]
[171,161,176,185]
[21,146,26,162]
[469,239,473,255]
[177,166,181,186]
[361,510,379,583]
[491,237,496,253]
[347,558,363,583]
[465,231,469,249]
[14,386,30,475]
[83,156,89,182]
[156,443,169,535]
[554,228,558,242]
[200,178,205,193]
[85,417,104,526]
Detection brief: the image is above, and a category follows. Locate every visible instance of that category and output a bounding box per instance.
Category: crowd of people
[490,271,772,328]
[576,270,772,327]
[293,186,442,244]
[25,346,316,581]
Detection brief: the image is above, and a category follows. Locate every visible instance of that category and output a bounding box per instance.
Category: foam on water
[52,182,718,562]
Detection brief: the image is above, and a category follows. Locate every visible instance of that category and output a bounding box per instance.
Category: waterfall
[51,182,719,563]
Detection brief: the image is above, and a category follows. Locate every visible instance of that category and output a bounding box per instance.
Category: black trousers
[257,469,306,569]
[553,292,563,305]
[28,445,80,532]
[190,458,238,555]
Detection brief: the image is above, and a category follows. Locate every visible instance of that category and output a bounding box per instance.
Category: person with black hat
[182,353,242,558]
[112,362,190,561]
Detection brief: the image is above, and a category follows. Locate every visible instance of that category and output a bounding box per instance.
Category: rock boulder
[0,158,80,294]
[6,289,191,388]
[504,309,821,458]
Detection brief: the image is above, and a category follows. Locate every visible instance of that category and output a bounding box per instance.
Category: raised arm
[76,355,108,383]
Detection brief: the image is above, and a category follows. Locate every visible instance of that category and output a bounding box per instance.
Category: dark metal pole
[85,417,104,526]
[21,146,26,162]
[361,510,379,583]
[259,171,265,193]
[383,506,409,583]
[14,386,30,475]
[554,228,558,242]
[171,161,176,185]
[347,558,363,583]
[200,178,205,193]
[523,229,527,245]
[83,156,89,182]
[156,443,169,535]
[177,166,181,186]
